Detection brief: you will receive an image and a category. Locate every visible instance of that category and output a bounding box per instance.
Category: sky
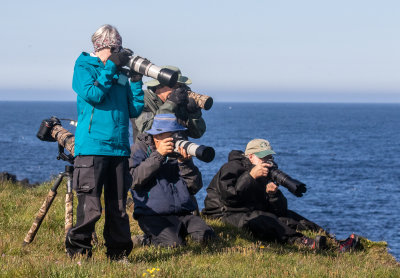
[1,0,399,102]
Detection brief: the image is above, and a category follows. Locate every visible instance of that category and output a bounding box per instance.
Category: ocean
[0,101,399,260]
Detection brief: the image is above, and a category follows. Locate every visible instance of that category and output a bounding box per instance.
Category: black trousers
[66,156,133,258]
[222,210,321,243]
[137,214,216,247]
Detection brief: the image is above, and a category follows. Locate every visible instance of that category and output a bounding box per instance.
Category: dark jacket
[129,133,203,217]
[133,88,206,142]
[203,150,288,217]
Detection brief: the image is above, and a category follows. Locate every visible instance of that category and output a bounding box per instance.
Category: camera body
[264,159,307,197]
[37,117,61,142]
[37,117,75,157]
[170,133,215,163]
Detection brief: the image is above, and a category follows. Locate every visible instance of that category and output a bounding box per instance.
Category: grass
[0,179,399,277]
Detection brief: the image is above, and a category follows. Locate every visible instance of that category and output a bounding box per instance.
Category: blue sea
[1,101,399,260]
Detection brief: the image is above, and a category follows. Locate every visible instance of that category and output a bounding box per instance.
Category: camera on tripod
[36,116,75,164]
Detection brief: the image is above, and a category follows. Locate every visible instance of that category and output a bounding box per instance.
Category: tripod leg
[65,192,73,235]
[23,174,64,246]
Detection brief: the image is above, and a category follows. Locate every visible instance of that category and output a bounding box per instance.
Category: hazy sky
[1,0,399,102]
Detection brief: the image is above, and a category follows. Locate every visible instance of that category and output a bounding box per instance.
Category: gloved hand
[167,87,188,106]
[108,50,130,69]
[129,69,143,82]
[186,97,200,113]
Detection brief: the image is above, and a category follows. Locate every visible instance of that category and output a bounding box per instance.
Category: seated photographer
[130,114,215,247]
[202,138,328,250]
[132,66,206,142]
[65,24,144,260]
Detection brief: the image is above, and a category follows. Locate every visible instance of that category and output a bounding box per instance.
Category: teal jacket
[72,52,144,157]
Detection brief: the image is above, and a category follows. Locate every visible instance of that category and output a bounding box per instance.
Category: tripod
[23,145,74,246]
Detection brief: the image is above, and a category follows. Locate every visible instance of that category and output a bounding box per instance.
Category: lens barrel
[175,140,215,163]
[128,55,179,88]
[269,168,307,197]
[158,68,179,87]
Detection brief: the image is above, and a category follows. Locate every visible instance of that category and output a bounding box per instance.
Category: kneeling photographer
[132,66,207,142]
[129,114,215,247]
[202,138,329,250]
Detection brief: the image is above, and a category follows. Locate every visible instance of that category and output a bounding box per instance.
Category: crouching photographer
[132,66,212,142]
[129,114,216,247]
[202,138,329,250]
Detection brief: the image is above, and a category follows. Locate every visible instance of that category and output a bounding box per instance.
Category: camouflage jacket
[133,88,206,142]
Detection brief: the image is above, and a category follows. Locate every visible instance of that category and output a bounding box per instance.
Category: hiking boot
[132,234,150,247]
[295,235,327,250]
[339,234,360,252]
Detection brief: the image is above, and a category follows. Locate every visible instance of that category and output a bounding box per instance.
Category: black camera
[37,116,61,142]
[170,134,215,163]
[37,117,76,161]
[266,159,307,197]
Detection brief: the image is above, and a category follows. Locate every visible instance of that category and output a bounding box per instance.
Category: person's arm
[267,189,288,217]
[217,166,257,207]
[185,109,206,138]
[178,159,203,195]
[127,80,144,118]
[72,60,117,105]
[129,146,164,191]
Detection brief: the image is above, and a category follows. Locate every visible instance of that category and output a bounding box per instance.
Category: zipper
[88,107,94,133]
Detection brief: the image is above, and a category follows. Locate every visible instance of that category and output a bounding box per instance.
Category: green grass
[1,180,399,277]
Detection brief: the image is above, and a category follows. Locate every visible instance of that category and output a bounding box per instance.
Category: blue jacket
[72,52,144,156]
[129,133,203,217]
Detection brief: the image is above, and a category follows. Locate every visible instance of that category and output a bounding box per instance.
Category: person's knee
[190,228,216,243]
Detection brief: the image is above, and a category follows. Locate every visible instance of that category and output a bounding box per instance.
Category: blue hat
[146,114,187,135]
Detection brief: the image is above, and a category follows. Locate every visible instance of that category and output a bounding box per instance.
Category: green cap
[245,139,276,158]
[145,65,192,87]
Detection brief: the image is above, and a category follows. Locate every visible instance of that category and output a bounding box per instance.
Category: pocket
[73,156,95,193]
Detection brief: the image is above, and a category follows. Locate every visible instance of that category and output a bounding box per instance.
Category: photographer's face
[249,154,274,166]
[155,83,183,102]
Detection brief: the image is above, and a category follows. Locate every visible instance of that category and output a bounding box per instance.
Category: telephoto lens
[267,161,307,197]
[175,140,215,163]
[187,91,214,111]
[124,49,179,87]
[171,134,215,163]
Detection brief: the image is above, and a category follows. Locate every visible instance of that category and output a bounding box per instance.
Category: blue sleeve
[72,60,117,105]
[128,80,144,118]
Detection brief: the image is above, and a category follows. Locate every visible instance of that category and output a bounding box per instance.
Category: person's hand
[186,97,200,113]
[155,137,174,156]
[177,146,192,162]
[108,50,130,69]
[129,69,143,82]
[167,87,188,106]
[250,163,270,179]
[266,182,278,194]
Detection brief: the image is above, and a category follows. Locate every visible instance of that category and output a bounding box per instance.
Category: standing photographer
[65,24,144,260]
[132,66,206,142]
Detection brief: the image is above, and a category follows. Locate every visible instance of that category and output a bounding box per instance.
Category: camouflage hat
[145,65,192,87]
[244,139,276,158]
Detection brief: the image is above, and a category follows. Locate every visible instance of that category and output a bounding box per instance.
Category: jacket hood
[228,150,246,161]
[75,52,103,67]
[228,150,253,169]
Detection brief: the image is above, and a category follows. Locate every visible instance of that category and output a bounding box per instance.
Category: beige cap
[245,139,276,158]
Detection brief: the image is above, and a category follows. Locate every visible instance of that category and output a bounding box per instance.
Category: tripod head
[57,144,74,165]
